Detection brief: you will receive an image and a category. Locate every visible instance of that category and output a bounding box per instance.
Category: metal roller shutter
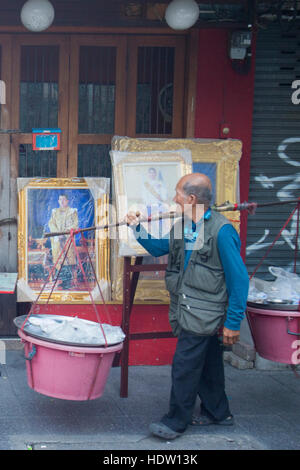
[246,22,300,280]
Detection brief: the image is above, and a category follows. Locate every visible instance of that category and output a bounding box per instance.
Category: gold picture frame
[111,137,242,303]
[110,148,192,257]
[17,177,110,303]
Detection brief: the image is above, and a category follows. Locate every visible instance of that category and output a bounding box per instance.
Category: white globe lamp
[21,0,55,32]
[165,0,199,30]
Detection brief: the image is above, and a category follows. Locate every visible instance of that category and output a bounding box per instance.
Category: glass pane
[19,144,57,177]
[136,46,174,135]
[20,46,59,133]
[78,46,116,134]
[77,144,111,178]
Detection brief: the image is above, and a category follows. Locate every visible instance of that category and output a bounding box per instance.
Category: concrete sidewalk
[0,347,300,451]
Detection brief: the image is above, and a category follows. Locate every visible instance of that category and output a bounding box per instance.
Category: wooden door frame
[68,35,127,176]
[10,34,70,177]
[0,35,12,131]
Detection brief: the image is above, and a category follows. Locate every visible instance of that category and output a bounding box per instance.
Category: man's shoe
[149,422,182,440]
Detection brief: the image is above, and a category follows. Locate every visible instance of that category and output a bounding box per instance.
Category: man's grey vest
[165,211,231,336]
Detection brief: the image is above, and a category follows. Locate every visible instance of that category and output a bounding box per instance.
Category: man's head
[58,194,69,209]
[173,173,212,219]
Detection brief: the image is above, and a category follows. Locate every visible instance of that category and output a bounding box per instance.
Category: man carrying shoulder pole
[125,173,249,440]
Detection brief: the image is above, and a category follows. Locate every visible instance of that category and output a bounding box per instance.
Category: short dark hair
[182,181,212,205]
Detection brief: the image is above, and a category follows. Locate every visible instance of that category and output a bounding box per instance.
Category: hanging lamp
[21,0,55,32]
[165,0,199,30]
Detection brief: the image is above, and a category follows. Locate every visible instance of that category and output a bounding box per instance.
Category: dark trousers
[161,329,231,433]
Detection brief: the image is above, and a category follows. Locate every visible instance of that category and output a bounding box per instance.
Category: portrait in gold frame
[110,148,192,257]
[17,177,110,303]
[110,137,242,304]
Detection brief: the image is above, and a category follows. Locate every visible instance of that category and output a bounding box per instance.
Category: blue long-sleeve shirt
[132,210,249,331]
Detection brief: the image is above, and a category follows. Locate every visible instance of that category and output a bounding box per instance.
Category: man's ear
[189,194,197,204]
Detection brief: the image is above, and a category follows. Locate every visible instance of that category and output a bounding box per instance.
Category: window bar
[101,48,105,134]
[90,51,94,134]
[34,48,39,129]
[25,49,30,132]
[49,47,54,128]
[149,47,153,135]
[163,48,168,134]
[35,148,39,176]
[142,47,146,134]
[26,147,29,177]
[41,151,45,176]
[23,146,26,177]
[42,48,47,128]
[92,48,96,134]
[90,147,93,176]
[156,47,161,134]
[89,53,93,134]
[49,48,54,126]
[109,47,116,134]
[83,50,89,133]
[81,49,86,132]
[48,151,51,178]
[90,146,93,176]
[104,48,108,134]
[87,146,91,176]
[24,146,28,177]
[83,147,87,175]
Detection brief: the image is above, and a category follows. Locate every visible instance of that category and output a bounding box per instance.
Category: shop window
[19,144,57,178]
[136,46,174,135]
[19,46,59,133]
[78,46,116,134]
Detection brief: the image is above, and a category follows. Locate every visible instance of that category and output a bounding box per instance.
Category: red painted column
[194,29,257,258]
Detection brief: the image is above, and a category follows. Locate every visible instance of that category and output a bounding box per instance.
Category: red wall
[194,29,257,258]
[31,303,177,366]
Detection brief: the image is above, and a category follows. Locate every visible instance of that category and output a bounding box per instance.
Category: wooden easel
[116,256,173,398]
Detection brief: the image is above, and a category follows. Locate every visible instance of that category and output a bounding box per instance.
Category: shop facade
[0,1,298,367]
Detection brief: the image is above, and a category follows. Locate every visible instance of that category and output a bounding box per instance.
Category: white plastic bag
[247,267,300,305]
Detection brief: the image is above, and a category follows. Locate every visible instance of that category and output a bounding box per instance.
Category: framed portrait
[110,149,192,256]
[110,137,242,303]
[17,177,110,303]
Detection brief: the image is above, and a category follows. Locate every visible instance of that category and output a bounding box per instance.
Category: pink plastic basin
[246,305,300,364]
[18,329,123,400]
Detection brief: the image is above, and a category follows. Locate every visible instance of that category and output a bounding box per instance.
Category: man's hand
[222,327,240,346]
[125,211,141,226]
